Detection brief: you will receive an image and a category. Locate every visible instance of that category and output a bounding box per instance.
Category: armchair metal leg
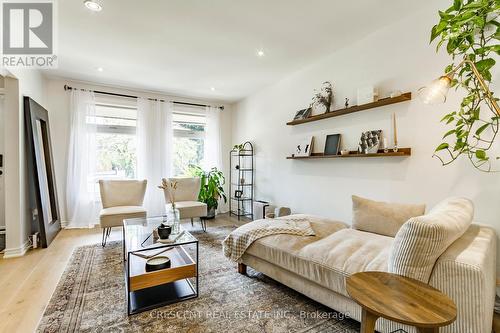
[190,218,194,227]
[201,218,207,232]
[101,227,111,247]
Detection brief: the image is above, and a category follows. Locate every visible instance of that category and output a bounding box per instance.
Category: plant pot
[205,207,216,219]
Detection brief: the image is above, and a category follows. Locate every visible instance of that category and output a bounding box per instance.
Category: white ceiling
[44,0,428,102]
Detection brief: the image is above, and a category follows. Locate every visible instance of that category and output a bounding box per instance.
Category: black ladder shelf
[229,142,254,220]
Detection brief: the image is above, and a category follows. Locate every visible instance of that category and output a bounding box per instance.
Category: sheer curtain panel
[137,98,173,216]
[203,106,223,171]
[65,90,98,228]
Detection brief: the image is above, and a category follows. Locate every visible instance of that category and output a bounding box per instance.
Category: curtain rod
[63,85,224,110]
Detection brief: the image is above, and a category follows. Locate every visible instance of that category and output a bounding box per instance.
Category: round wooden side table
[346,272,457,333]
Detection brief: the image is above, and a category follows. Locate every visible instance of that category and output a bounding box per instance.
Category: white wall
[232,2,500,274]
[45,78,233,223]
[3,69,47,257]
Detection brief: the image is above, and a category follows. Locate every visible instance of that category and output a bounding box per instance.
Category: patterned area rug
[37,226,360,333]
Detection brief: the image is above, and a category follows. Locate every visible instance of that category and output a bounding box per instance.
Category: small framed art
[324,134,341,155]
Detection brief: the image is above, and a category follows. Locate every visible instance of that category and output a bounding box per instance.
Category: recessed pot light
[84,0,102,12]
[210,87,216,91]
[96,67,104,72]
[257,49,265,57]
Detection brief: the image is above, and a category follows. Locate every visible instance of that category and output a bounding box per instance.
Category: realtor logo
[1,1,57,68]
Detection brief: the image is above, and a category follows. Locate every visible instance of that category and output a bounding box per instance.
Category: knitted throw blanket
[222,217,316,261]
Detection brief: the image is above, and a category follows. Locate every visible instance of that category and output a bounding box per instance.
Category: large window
[85,102,206,180]
[172,111,206,176]
[87,103,138,180]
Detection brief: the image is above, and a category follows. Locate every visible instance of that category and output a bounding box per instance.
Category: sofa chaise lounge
[236,197,496,333]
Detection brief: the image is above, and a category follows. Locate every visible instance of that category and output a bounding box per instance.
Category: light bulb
[418,76,451,104]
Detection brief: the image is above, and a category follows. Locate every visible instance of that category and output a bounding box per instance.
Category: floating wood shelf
[286,148,411,160]
[286,92,411,126]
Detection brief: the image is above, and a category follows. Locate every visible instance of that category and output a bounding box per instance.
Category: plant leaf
[475,123,490,135]
[475,150,487,160]
[435,143,450,151]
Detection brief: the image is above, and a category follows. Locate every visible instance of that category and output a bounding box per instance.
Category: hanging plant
[431,0,500,171]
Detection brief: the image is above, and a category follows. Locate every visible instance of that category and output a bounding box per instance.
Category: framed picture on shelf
[324,134,341,155]
[294,136,313,157]
[234,190,243,198]
[293,108,311,120]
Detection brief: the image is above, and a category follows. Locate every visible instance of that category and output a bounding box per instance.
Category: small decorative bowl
[157,224,172,239]
[340,150,350,156]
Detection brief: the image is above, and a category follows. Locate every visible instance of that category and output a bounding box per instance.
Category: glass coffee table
[123,216,199,315]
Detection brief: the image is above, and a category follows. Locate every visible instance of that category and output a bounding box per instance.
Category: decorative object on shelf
[295,136,314,157]
[419,0,499,171]
[383,137,389,153]
[390,90,402,98]
[286,92,411,126]
[233,143,245,151]
[392,112,398,152]
[311,81,333,115]
[235,165,240,170]
[293,108,312,120]
[340,149,350,156]
[324,134,341,156]
[230,142,254,220]
[357,86,379,105]
[157,224,172,240]
[345,98,349,108]
[145,256,171,272]
[359,130,382,154]
[187,165,227,219]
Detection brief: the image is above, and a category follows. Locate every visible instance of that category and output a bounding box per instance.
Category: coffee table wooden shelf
[123,216,199,315]
[346,272,456,333]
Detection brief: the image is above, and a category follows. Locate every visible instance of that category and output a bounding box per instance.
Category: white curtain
[203,106,223,171]
[137,98,173,216]
[66,90,99,228]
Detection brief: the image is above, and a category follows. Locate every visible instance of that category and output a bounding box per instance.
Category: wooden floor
[0,214,247,333]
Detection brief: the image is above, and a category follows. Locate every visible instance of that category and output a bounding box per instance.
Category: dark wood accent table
[346,272,457,333]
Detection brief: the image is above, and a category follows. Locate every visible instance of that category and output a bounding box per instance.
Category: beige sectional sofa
[239,201,496,333]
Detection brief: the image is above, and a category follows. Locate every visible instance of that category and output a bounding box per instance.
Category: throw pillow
[351,195,426,237]
[388,197,474,283]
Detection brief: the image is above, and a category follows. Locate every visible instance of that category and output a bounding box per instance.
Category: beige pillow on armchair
[351,195,426,237]
[389,197,474,283]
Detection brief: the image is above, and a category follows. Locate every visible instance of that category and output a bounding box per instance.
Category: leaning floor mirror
[24,96,61,247]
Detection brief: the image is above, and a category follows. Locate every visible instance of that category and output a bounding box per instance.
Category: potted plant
[188,165,227,219]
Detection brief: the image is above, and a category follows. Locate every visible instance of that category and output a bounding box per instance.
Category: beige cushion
[245,215,392,296]
[99,206,147,228]
[99,180,147,208]
[389,197,474,282]
[166,201,207,219]
[163,177,201,203]
[351,195,425,237]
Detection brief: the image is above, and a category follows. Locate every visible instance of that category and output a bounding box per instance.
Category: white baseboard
[2,240,30,258]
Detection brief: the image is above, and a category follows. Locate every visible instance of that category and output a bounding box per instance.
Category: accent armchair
[162,177,208,231]
[99,179,147,246]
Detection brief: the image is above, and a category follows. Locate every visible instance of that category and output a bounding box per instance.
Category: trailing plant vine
[432,0,500,171]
